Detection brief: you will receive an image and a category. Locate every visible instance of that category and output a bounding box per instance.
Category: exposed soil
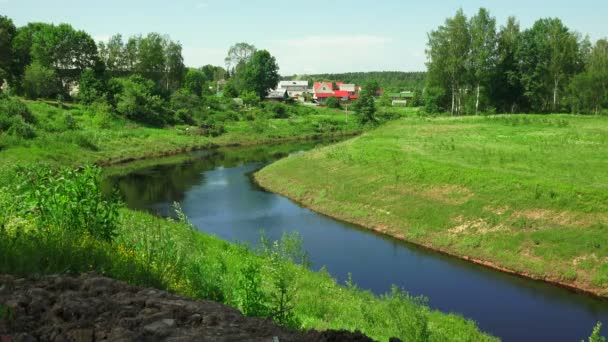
[0,273,376,342]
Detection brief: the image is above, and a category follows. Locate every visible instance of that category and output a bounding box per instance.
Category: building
[277,80,309,98]
[313,82,334,94]
[265,89,288,102]
[388,91,415,106]
[338,83,356,93]
[313,81,360,104]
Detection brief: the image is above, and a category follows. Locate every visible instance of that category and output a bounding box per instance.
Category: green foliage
[78,68,106,105]
[584,322,606,342]
[7,115,37,139]
[353,91,377,125]
[324,96,341,109]
[111,75,168,126]
[263,102,289,118]
[241,50,280,99]
[184,68,207,97]
[223,80,239,98]
[240,90,260,107]
[23,61,57,99]
[14,165,120,241]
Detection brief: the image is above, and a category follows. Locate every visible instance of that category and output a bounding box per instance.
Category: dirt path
[0,273,375,342]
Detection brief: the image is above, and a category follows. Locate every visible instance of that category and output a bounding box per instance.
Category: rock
[143,318,176,337]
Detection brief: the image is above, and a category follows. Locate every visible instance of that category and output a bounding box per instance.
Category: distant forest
[282,72,426,92]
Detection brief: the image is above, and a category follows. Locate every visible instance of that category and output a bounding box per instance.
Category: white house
[277,80,309,98]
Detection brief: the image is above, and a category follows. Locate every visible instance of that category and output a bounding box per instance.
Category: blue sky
[2,0,607,75]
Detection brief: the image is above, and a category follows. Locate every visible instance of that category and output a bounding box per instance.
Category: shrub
[7,116,36,139]
[264,102,289,118]
[23,61,58,99]
[324,96,341,109]
[112,75,169,127]
[78,68,107,105]
[0,96,36,125]
[15,165,120,242]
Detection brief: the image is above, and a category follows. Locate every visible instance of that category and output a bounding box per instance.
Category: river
[104,141,608,342]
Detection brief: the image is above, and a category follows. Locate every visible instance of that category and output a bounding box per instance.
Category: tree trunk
[451,84,456,116]
[553,78,559,112]
[475,83,480,115]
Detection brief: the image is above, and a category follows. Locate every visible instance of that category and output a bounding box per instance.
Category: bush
[7,116,36,139]
[324,96,341,109]
[0,96,36,126]
[14,165,120,242]
[111,75,169,127]
[264,102,289,118]
[23,61,58,99]
[78,68,107,105]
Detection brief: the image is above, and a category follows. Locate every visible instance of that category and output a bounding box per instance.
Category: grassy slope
[0,100,359,184]
[0,101,495,341]
[255,114,608,296]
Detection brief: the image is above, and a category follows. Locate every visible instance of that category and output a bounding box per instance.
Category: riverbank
[0,100,496,341]
[254,114,608,298]
[0,99,360,185]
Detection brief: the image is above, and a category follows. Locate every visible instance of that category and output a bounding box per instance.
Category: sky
[2,0,607,75]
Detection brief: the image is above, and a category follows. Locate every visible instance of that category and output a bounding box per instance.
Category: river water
[104,141,608,342]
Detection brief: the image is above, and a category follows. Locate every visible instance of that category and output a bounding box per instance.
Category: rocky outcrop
[0,273,375,342]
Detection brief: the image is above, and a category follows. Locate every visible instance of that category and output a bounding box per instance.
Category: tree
[241,50,280,99]
[223,80,239,98]
[30,23,99,72]
[468,8,497,114]
[493,16,525,113]
[184,68,207,96]
[163,40,185,92]
[518,18,581,112]
[426,9,470,115]
[0,15,16,82]
[78,68,106,105]
[354,84,377,124]
[23,61,57,99]
[568,39,608,113]
[200,64,226,82]
[225,42,256,73]
[98,34,126,71]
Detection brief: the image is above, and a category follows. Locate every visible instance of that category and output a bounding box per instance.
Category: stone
[143,318,176,337]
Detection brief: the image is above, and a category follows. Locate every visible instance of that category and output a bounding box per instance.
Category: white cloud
[196,1,208,9]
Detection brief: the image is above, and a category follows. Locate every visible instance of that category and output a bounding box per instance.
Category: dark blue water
[105,143,608,342]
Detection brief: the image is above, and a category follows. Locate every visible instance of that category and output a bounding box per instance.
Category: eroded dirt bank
[0,273,375,342]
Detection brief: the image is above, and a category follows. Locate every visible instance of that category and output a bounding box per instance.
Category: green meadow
[255,114,608,296]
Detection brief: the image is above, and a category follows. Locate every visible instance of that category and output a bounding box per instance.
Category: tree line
[425,8,608,115]
[0,15,281,127]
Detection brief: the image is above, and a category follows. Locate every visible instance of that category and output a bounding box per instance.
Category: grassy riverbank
[0,100,496,341]
[0,99,360,184]
[255,114,608,297]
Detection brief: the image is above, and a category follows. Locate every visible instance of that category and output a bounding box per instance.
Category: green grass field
[255,114,608,296]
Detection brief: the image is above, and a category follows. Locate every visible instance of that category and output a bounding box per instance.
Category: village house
[313,81,360,103]
[277,80,309,98]
[388,91,414,106]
